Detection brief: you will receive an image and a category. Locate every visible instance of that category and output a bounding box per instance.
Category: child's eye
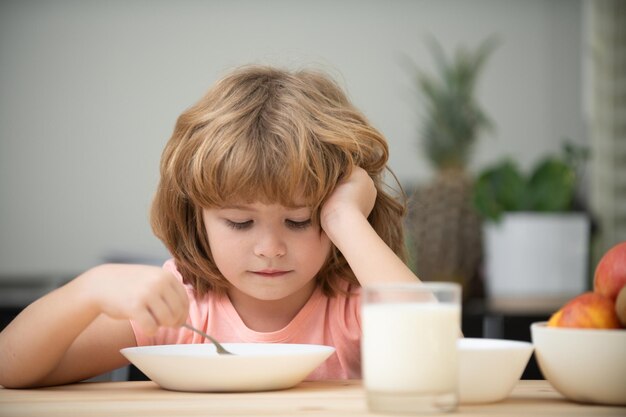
[286,219,312,230]
[225,220,253,230]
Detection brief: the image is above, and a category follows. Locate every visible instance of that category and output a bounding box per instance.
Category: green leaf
[472,160,526,221]
[472,140,588,220]
[526,158,575,211]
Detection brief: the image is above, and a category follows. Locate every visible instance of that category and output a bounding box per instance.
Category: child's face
[202,202,332,303]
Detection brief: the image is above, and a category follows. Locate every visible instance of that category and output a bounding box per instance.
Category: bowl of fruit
[531,242,626,406]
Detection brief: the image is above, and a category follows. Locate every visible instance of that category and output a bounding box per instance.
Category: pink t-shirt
[131,259,362,380]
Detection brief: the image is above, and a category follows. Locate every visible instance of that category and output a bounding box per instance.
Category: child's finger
[146,295,179,328]
[133,307,159,337]
[169,278,190,315]
[162,283,190,326]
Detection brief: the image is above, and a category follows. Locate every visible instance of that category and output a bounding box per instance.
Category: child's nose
[253,231,287,258]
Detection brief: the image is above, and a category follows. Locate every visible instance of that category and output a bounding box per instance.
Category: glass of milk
[362,282,461,414]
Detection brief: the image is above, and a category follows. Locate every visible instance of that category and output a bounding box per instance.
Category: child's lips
[252,269,291,278]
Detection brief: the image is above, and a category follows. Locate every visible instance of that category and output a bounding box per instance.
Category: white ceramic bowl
[121,343,335,392]
[531,322,626,405]
[458,338,533,404]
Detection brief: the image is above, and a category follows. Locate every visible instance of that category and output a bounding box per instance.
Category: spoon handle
[182,323,234,355]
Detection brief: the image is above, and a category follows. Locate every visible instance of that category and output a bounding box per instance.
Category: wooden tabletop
[1,380,624,417]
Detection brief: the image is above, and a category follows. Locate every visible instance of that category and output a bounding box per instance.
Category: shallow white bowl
[120,343,335,392]
[531,322,626,405]
[458,338,533,404]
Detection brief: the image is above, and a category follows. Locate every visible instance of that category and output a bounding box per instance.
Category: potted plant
[472,142,591,300]
[405,36,498,299]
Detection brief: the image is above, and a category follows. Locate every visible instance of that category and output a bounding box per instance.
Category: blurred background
[1,0,624,380]
[0,0,626,332]
[0,0,590,276]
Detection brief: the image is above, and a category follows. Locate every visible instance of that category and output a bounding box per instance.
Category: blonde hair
[151,65,406,296]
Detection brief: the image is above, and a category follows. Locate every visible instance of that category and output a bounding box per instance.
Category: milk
[362,302,460,393]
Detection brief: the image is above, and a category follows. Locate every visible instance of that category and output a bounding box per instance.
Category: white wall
[0,0,584,279]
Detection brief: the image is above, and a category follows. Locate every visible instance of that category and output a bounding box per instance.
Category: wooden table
[1,380,624,417]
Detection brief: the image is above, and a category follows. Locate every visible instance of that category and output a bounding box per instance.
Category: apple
[616,286,626,327]
[547,292,621,329]
[594,241,626,301]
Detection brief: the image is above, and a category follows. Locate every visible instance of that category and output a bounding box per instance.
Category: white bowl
[120,343,335,392]
[458,338,533,404]
[531,322,626,405]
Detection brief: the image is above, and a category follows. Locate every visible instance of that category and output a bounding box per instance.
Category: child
[0,65,420,388]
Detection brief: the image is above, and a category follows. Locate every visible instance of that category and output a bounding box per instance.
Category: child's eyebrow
[222,204,309,211]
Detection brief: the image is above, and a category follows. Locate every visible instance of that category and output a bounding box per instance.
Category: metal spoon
[182,323,234,355]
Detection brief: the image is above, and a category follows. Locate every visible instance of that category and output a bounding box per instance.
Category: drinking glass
[362,282,461,414]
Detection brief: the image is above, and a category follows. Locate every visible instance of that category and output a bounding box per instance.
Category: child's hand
[317,166,419,288]
[79,264,190,336]
[321,166,377,231]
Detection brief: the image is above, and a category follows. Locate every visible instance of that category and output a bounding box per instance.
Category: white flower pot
[483,213,590,299]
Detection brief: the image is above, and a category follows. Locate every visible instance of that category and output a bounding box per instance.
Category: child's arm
[0,264,189,388]
[321,167,420,286]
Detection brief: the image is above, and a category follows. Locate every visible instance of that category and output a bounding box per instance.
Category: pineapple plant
[406,37,498,298]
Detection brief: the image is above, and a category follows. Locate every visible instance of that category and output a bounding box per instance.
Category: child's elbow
[0,371,59,389]
[0,355,47,389]
[0,371,29,389]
